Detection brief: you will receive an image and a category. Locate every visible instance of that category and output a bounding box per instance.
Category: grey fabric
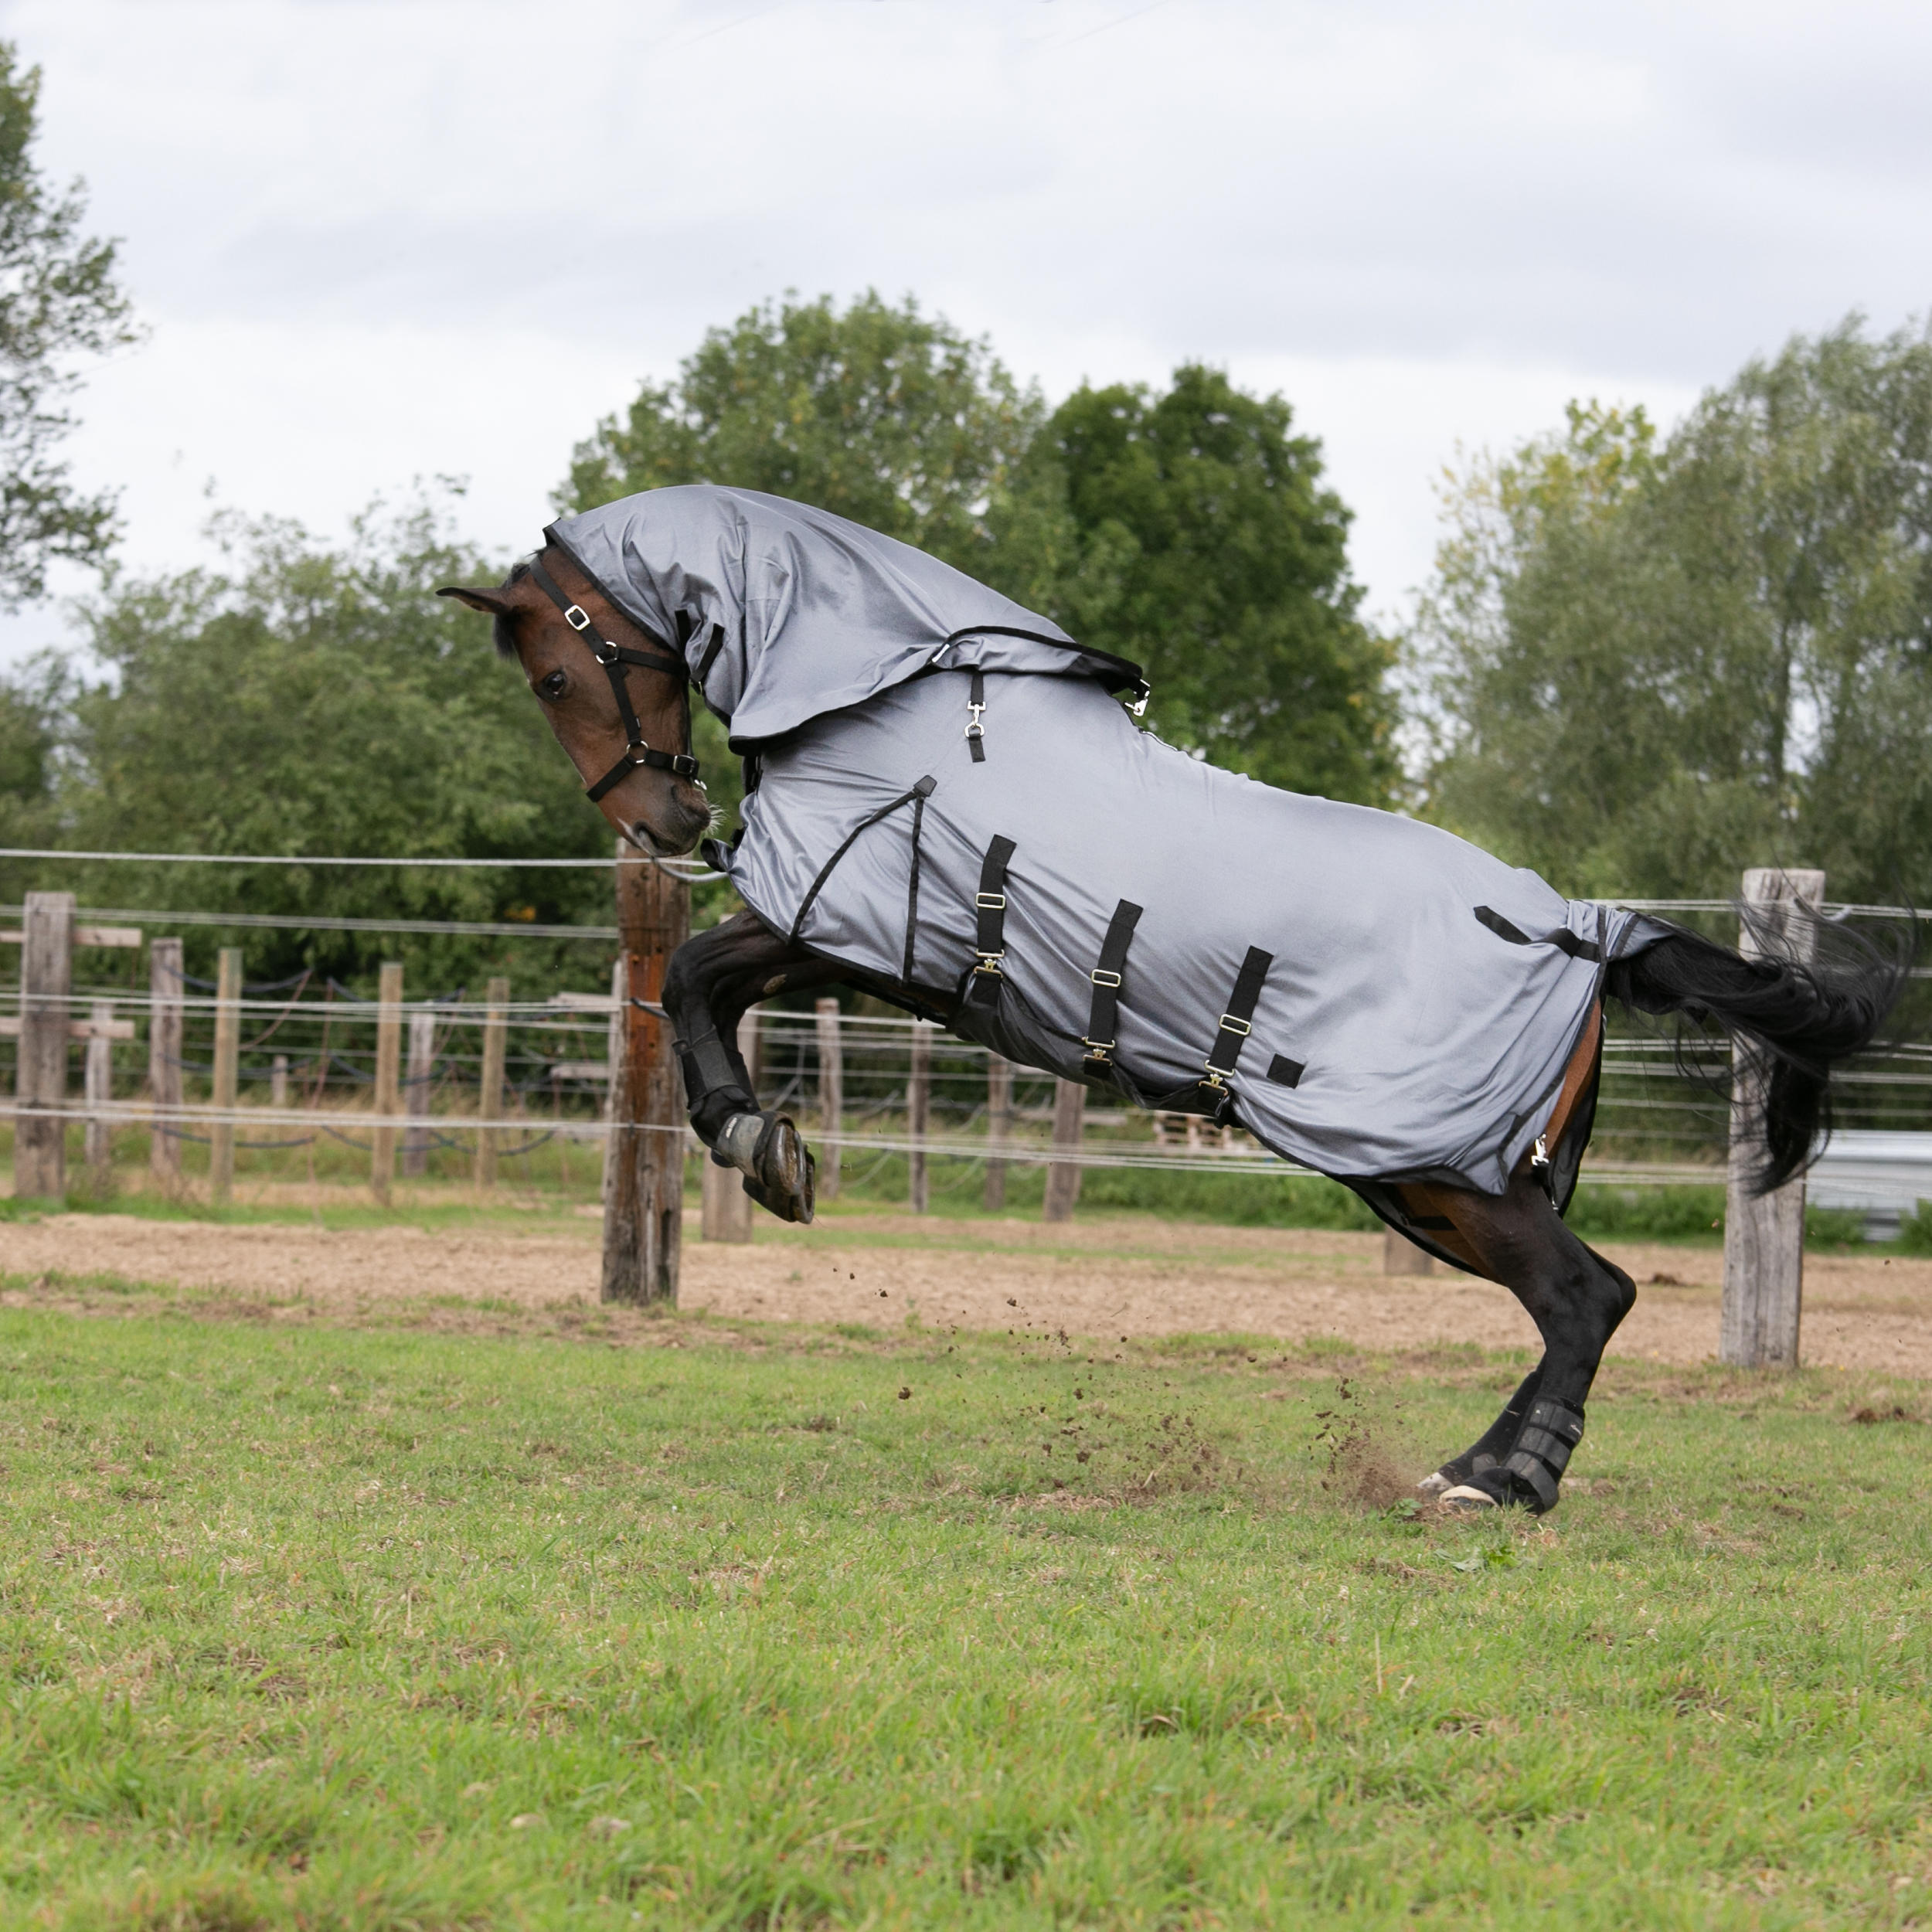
[549,485,1668,1196]
[548,485,1141,750]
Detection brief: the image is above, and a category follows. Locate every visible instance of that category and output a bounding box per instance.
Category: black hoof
[745,1114,815,1225]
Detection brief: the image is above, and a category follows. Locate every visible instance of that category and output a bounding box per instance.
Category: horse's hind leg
[1411,1172,1636,1513]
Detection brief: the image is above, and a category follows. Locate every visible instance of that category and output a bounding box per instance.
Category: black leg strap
[967,835,1017,1009]
[1501,1396,1584,1510]
[1200,946,1273,1096]
[966,667,987,763]
[1082,899,1143,1072]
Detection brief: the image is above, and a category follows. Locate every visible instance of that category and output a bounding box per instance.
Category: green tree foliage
[1412,317,1932,903]
[0,39,137,605]
[996,366,1396,803]
[44,502,617,991]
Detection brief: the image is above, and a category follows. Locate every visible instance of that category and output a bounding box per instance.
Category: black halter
[526,557,701,802]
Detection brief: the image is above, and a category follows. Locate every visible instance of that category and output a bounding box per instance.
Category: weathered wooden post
[84,1000,115,1193]
[907,1020,931,1212]
[1382,1228,1436,1276]
[209,947,243,1206]
[370,961,403,1206]
[815,996,842,1202]
[149,937,184,1182]
[985,1053,1012,1211]
[603,845,689,1305]
[401,1007,435,1177]
[1721,868,1826,1368]
[1043,1075,1087,1223]
[270,1054,289,1111]
[14,891,73,1200]
[599,956,625,1196]
[474,975,509,1190]
[700,1008,757,1243]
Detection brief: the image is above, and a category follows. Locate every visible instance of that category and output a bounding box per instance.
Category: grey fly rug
[549,485,1668,1196]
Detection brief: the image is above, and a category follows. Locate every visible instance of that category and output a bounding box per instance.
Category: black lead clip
[965,668,987,763]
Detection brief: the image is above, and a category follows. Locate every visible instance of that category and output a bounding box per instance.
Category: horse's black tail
[1603,906,1910,1195]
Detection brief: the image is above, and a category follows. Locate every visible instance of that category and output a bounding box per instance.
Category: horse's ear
[437,585,515,615]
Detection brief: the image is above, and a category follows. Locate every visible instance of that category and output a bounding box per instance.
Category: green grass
[4,1285,1932,1927]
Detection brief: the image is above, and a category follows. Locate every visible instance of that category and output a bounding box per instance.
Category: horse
[441,491,1903,1515]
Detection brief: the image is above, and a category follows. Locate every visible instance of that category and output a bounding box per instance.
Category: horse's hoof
[1437,1484,1498,1512]
[1416,1471,1453,1497]
[749,1114,815,1225]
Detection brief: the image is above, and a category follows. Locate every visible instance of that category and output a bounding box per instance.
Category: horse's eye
[536,670,567,702]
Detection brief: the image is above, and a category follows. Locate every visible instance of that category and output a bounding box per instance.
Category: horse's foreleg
[661,911,841,1224]
[1408,1173,1635,1514]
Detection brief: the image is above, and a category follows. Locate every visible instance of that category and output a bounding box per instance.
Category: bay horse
[442,526,1900,1515]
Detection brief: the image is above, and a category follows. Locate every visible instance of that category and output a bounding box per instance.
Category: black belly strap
[1081,900,1143,1073]
[1200,945,1274,1100]
[967,835,1017,1009]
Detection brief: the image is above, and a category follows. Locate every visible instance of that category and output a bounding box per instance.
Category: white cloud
[0,0,1923,665]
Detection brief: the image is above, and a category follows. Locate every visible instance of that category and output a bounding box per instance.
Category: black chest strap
[967,835,1017,1009]
[1082,900,1143,1072]
[1201,946,1274,1094]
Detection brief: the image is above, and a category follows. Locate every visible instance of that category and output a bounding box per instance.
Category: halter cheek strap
[525,557,701,801]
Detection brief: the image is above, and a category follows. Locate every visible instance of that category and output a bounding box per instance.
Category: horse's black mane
[494,561,532,658]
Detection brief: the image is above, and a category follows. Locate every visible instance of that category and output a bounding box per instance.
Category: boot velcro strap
[1515,1425,1577,1475]
[1523,1397,1585,1444]
[1502,1451,1561,1509]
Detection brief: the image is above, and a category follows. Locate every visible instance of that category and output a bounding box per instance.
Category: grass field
[5,1281,1931,1930]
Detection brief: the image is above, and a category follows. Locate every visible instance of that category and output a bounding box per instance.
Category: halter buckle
[593,638,621,665]
[563,604,593,631]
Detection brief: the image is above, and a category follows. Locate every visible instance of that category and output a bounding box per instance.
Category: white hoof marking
[1416,1471,1452,1496]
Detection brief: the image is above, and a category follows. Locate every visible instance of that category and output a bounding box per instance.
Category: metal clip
[972,953,1005,978]
[1532,1134,1549,1169]
[1129,680,1151,718]
[964,701,985,743]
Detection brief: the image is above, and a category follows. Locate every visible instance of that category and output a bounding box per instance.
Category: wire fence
[2,877,1928,1194]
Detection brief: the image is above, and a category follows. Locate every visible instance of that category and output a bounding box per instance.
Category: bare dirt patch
[5,1207,1932,1370]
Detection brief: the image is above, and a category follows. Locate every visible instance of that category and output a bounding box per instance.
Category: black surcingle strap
[1474,904,1600,964]
[525,556,699,799]
[1082,900,1143,1072]
[1200,946,1274,1095]
[968,835,1017,1009]
[965,668,987,764]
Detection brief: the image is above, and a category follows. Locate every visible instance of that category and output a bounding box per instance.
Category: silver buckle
[1089,968,1122,988]
[974,892,1006,910]
[1217,1013,1252,1036]
[564,604,592,631]
[1081,1037,1114,1058]
[973,952,1004,976]
[1532,1134,1550,1169]
[964,702,985,740]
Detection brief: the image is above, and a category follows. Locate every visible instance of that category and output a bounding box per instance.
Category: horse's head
[439,547,712,857]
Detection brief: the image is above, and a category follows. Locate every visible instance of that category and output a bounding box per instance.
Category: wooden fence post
[402,1007,435,1177]
[14,890,73,1200]
[603,845,689,1305]
[148,937,183,1182]
[907,1020,931,1212]
[600,956,625,1197]
[474,975,508,1191]
[85,1000,115,1194]
[815,997,842,1202]
[209,947,242,1206]
[370,961,403,1206]
[985,1053,1012,1211]
[1721,867,1825,1368]
[270,1055,289,1111]
[701,1009,757,1243]
[1043,1076,1087,1223]
[1382,1228,1436,1276]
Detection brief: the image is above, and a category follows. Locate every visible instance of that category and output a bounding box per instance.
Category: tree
[52,500,618,991]
[0,39,137,605]
[1412,318,1932,903]
[997,365,1396,804]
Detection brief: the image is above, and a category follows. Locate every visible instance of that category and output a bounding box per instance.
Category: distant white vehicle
[1809,1131,1932,1239]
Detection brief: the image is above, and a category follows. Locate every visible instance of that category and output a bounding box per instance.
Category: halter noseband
[525,556,701,802]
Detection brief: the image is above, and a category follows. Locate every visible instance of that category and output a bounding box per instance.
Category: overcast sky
[3,0,1930,665]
